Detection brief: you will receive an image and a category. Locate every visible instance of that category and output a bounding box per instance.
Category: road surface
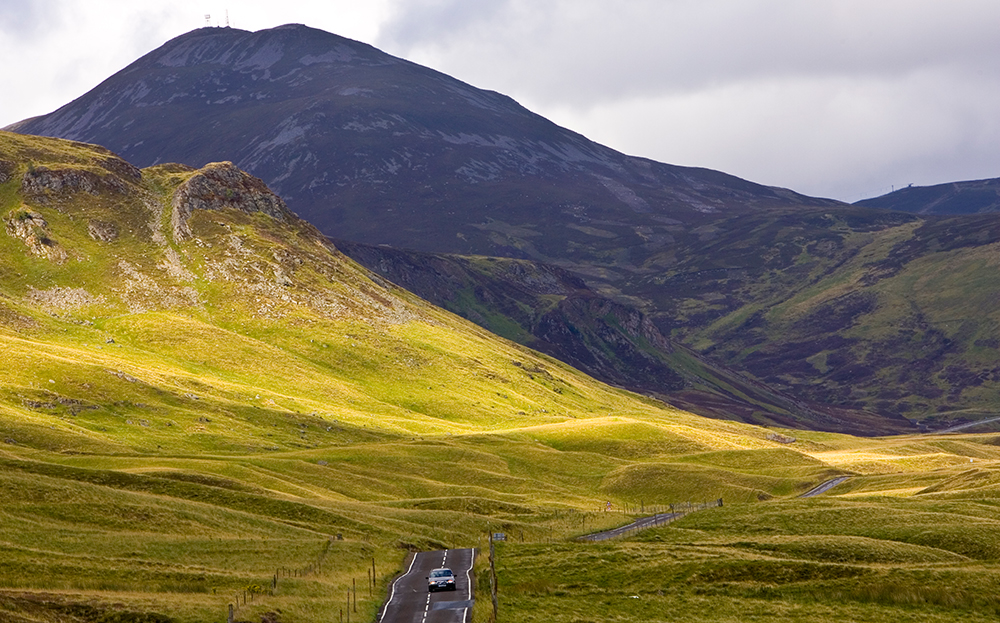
[799,476,849,498]
[930,416,1000,434]
[577,512,681,542]
[379,548,475,623]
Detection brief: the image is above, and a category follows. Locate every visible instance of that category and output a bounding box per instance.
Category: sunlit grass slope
[495,434,1000,623]
[3,131,1000,623]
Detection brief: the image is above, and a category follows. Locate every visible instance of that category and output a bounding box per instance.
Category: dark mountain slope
[856,178,1000,215]
[339,240,916,436]
[8,24,838,263]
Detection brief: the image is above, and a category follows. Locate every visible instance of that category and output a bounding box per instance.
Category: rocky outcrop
[21,165,132,202]
[171,161,292,240]
[88,220,119,242]
[0,160,15,184]
[26,286,105,310]
[4,209,66,262]
[98,155,142,183]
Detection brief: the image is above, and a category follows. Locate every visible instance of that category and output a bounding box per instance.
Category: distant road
[799,476,849,498]
[930,416,1000,434]
[577,512,681,542]
[379,549,475,623]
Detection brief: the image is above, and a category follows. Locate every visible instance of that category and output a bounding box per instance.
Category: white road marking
[379,551,418,621]
[461,549,474,623]
[381,549,476,623]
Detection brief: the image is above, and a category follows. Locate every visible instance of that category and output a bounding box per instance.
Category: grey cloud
[0,0,58,41]
[373,0,1000,200]
[378,0,1000,107]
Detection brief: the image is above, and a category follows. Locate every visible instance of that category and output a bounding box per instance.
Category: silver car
[427,567,456,592]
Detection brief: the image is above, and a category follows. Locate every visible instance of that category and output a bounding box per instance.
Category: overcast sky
[3,0,1000,201]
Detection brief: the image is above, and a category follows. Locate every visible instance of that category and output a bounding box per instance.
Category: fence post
[353,578,357,612]
[228,604,234,623]
[489,531,499,623]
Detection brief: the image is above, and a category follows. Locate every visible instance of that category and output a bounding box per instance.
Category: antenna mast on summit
[225,9,230,27]
[204,14,211,26]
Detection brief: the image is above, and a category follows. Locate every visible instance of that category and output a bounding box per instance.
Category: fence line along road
[379,548,475,623]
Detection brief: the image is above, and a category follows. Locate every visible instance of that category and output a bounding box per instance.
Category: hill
[6,23,836,259]
[856,178,1000,214]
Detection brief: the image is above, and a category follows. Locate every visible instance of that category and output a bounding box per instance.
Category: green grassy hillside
[2,131,999,623]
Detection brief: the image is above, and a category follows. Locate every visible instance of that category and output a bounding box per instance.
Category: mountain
[12,23,1000,434]
[855,177,1000,214]
[7,23,838,262]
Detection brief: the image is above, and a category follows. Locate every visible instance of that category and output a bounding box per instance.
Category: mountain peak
[142,22,392,73]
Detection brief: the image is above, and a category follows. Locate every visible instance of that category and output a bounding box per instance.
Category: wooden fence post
[228,604,234,623]
[489,532,499,622]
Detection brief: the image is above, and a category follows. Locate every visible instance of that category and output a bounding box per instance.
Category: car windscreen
[430,570,453,578]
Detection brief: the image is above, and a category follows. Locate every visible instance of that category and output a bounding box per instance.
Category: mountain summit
[9,24,836,258]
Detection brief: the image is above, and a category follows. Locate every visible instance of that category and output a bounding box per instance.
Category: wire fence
[226,536,378,623]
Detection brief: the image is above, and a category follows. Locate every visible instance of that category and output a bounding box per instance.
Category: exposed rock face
[88,220,119,242]
[0,160,15,184]
[26,286,105,310]
[21,166,131,201]
[171,161,292,240]
[4,209,66,262]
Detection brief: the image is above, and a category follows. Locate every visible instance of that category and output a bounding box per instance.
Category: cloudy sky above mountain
[3,0,999,201]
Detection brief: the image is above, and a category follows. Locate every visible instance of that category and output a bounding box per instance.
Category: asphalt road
[577,512,681,542]
[378,549,475,623]
[931,416,1000,434]
[799,476,849,498]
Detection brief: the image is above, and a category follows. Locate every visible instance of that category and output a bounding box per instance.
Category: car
[427,567,456,592]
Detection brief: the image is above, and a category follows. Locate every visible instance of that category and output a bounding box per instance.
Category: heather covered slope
[856,177,1000,214]
[670,209,1000,431]
[338,240,916,436]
